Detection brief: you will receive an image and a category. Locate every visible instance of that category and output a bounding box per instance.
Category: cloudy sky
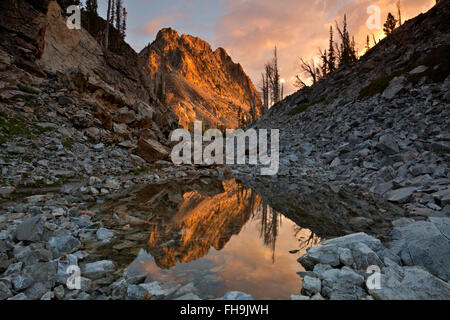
[98,0,435,95]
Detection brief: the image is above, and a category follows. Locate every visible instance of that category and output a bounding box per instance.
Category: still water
[94,178,321,299]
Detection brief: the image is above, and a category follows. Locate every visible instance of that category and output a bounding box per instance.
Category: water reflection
[95,178,321,299]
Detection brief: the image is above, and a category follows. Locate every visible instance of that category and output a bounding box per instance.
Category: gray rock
[312,263,332,280]
[386,187,417,203]
[48,235,81,256]
[0,281,12,300]
[81,260,115,280]
[382,76,406,100]
[15,216,43,242]
[369,266,450,300]
[7,293,29,300]
[24,282,48,299]
[322,267,365,300]
[290,294,310,300]
[96,228,115,241]
[390,219,450,281]
[338,247,354,267]
[23,262,57,286]
[302,276,321,295]
[220,291,254,300]
[54,285,65,300]
[12,274,33,291]
[321,233,384,253]
[127,284,149,300]
[376,134,399,155]
[432,188,450,207]
[299,245,340,269]
[350,242,384,270]
[40,291,54,300]
[139,281,167,297]
[175,293,201,300]
[330,157,341,168]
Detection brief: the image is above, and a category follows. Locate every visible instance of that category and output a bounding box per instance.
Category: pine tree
[110,0,116,26]
[272,46,280,104]
[383,13,398,35]
[365,35,370,53]
[336,14,357,67]
[327,26,336,72]
[321,49,328,78]
[57,0,80,11]
[120,8,127,39]
[86,0,97,14]
[115,0,122,30]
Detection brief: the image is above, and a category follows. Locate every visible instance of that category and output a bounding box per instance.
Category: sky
[97,0,436,95]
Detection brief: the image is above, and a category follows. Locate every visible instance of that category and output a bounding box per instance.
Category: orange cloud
[213,0,436,95]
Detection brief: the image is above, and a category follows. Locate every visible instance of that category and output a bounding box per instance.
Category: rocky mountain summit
[240,0,450,300]
[139,28,263,129]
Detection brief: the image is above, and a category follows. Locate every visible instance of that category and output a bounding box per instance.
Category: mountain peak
[140,29,262,129]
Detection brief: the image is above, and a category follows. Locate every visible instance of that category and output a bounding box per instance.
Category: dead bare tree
[104,0,112,49]
[299,58,319,85]
[260,74,269,113]
[397,0,402,26]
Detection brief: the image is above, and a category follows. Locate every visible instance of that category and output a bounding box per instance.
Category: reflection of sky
[129,214,318,300]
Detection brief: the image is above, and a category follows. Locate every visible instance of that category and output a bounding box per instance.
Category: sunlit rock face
[139,28,263,129]
[147,179,261,268]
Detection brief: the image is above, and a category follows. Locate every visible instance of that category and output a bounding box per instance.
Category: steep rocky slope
[139,28,263,129]
[248,0,450,218]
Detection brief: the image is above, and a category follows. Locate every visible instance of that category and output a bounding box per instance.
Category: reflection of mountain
[147,180,261,269]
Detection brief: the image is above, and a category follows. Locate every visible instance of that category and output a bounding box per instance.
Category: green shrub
[18,85,40,95]
[358,75,396,100]
[289,98,325,116]
[62,139,73,148]
[133,166,151,175]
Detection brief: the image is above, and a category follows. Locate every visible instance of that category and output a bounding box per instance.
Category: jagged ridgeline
[139,28,263,130]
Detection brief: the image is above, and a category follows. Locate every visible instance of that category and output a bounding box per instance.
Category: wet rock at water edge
[220,291,254,300]
[302,276,321,295]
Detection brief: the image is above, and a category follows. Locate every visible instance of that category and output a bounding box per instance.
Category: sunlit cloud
[120,0,436,96]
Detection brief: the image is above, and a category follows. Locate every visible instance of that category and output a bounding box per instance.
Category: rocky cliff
[139,28,263,129]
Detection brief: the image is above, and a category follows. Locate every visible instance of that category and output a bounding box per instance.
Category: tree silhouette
[327,26,336,72]
[383,13,398,35]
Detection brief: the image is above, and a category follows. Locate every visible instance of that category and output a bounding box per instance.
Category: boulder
[302,276,321,295]
[382,76,406,100]
[389,218,450,281]
[369,266,450,300]
[80,260,115,280]
[136,138,170,163]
